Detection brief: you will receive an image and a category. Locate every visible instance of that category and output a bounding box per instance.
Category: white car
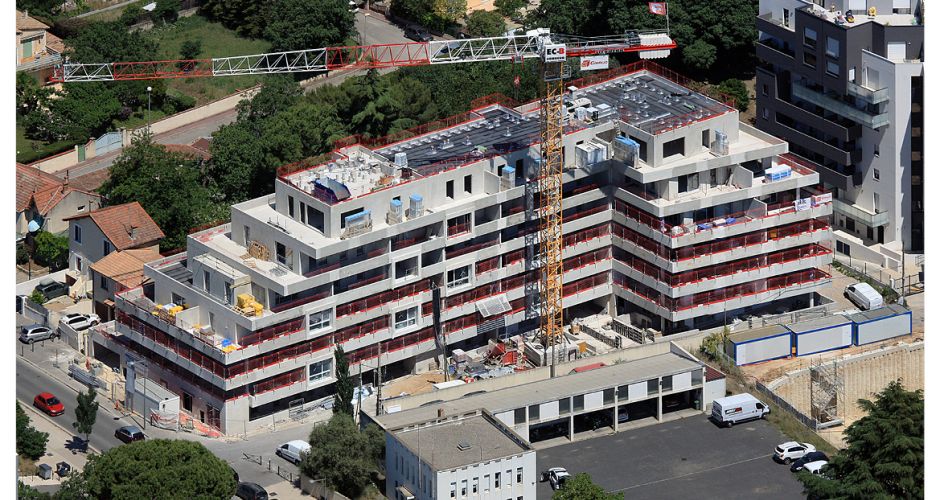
[803,460,829,476]
[540,467,570,490]
[774,442,816,464]
[59,313,100,331]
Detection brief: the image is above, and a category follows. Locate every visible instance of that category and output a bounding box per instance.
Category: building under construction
[91,61,833,433]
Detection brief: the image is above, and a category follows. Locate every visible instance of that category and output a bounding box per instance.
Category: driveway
[535,415,805,499]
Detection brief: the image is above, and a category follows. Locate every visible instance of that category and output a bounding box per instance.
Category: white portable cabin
[726,324,792,366]
[787,315,853,357]
[849,304,913,346]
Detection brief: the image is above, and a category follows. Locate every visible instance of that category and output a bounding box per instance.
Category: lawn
[145,15,272,105]
[16,124,79,164]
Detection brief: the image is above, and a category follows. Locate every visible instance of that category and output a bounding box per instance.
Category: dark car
[33,279,68,301]
[404,27,433,42]
[236,482,269,500]
[114,425,145,443]
[790,451,829,472]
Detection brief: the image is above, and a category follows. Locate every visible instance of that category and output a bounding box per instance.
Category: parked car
[236,482,269,500]
[618,407,629,423]
[790,451,829,472]
[275,440,310,464]
[404,27,433,42]
[33,279,68,300]
[33,392,65,416]
[19,324,57,344]
[114,425,146,443]
[59,313,100,331]
[710,393,770,427]
[774,441,816,464]
[540,467,570,490]
[845,282,884,310]
[802,460,830,476]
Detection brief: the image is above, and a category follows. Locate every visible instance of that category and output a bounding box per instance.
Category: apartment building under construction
[91,61,834,433]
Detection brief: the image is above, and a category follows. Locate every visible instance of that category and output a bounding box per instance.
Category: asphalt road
[535,415,805,499]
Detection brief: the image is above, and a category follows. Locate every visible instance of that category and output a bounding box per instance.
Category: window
[99,275,108,291]
[484,474,490,492]
[662,375,673,391]
[472,477,478,494]
[308,309,332,332]
[804,52,817,68]
[103,240,112,256]
[450,482,456,498]
[244,225,250,244]
[702,129,710,147]
[867,226,874,240]
[761,84,768,96]
[516,468,523,484]
[74,225,82,244]
[528,404,540,422]
[846,217,856,232]
[647,379,658,395]
[495,472,501,489]
[874,168,880,181]
[603,388,615,405]
[826,36,840,58]
[803,27,817,48]
[394,306,418,330]
[826,61,839,77]
[275,242,292,270]
[446,180,455,198]
[464,174,472,194]
[663,138,684,158]
[574,394,584,411]
[447,265,471,289]
[340,208,365,229]
[762,107,770,120]
[692,369,703,386]
[203,270,211,293]
[307,205,324,231]
[506,469,512,485]
[461,480,467,496]
[224,281,233,304]
[308,358,332,382]
[172,293,184,306]
[559,397,570,415]
[288,195,295,217]
[514,408,525,425]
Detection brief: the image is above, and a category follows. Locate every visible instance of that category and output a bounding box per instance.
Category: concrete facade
[755,0,924,265]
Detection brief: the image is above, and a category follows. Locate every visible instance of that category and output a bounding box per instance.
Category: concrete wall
[69,218,110,279]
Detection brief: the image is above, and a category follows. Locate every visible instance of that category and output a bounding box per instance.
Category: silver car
[19,324,57,344]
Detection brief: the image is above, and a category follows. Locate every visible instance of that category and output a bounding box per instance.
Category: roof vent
[457,441,472,452]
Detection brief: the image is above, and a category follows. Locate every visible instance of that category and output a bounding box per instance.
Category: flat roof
[848,304,910,323]
[786,315,853,334]
[728,324,790,344]
[393,413,530,471]
[376,352,701,429]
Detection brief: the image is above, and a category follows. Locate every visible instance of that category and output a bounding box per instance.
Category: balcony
[757,12,795,34]
[832,199,890,228]
[792,82,890,129]
[756,39,794,68]
[846,80,889,105]
[770,119,860,166]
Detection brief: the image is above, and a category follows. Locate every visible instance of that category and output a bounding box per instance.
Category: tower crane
[51,27,675,350]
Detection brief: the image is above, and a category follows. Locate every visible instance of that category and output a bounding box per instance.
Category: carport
[528,418,570,443]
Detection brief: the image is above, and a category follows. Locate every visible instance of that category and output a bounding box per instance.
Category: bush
[120,4,145,26]
[32,231,68,271]
[28,291,46,305]
[716,78,750,113]
[16,244,29,265]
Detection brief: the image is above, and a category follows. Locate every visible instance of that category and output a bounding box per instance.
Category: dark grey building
[756,0,923,266]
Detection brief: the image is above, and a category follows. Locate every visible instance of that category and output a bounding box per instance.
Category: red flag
[513,75,521,87]
[649,2,668,15]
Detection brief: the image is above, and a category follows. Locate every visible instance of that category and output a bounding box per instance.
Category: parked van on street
[275,440,311,464]
[844,282,884,310]
[710,393,770,427]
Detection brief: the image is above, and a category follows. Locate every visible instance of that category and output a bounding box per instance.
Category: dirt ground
[380,371,446,399]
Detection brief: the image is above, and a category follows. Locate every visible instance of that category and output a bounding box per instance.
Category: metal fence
[754,380,820,430]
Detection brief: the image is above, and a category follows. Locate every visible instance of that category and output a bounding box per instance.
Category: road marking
[609,454,770,493]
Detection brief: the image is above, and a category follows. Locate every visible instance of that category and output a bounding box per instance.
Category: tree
[16,72,50,117]
[466,10,506,37]
[17,481,50,500]
[553,473,623,500]
[16,402,49,461]
[264,0,356,52]
[179,40,203,60]
[433,0,467,24]
[16,0,61,19]
[152,0,182,24]
[799,380,923,499]
[200,0,268,38]
[119,4,144,26]
[100,132,225,251]
[333,346,354,416]
[73,387,99,446]
[494,0,526,18]
[59,439,236,499]
[300,414,384,497]
[32,231,68,270]
[681,39,717,72]
[236,75,302,123]
[700,325,730,361]
[28,290,46,306]
[715,78,750,113]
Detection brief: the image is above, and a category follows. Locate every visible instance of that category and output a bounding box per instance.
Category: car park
[59,313,100,331]
[711,393,770,427]
[790,451,829,472]
[404,27,433,42]
[20,324,57,344]
[774,442,816,464]
[33,392,65,416]
[275,440,310,464]
[33,279,68,300]
[540,467,570,490]
[236,482,269,500]
[114,425,146,443]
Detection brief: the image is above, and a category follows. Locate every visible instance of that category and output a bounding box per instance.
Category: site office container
[786,316,853,357]
[849,304,913,346]
[725,325,791,366]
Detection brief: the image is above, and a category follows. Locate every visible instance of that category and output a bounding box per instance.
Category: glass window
[224,281,233,305]
[103,240,112,256]
[692,369,703,386]
[464,174,473,194]
[447,265,471,289]
[74,225,82,244]
[506,470,512,485]
[574,395,584,411]
[826,36,840,58]
[99,275,108,291]
[803,27,817,48]
[874,168,880,180]
[618,385,629,399]
[461,480,467,496]
[804,52,817,68]
[308,358,332,381]
[472,477,478,494]
[514,408,525,425]
[826,60,839,77]
[647,379,658,395]
[603,388,615,405]
[516,468,522,483]
[288,195,295,217]
[203,270,211,293]
[484,474,490,492]
[559,397,570,415]
[394,306,418,330]
[308,309,332,332]
[495,472,501,489]
[662,375,673,392]
[528,404,540,422]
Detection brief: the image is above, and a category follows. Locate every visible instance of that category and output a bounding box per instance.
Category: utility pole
[357,361,363,425]
[899,249,907,306]
[376,342,383,415]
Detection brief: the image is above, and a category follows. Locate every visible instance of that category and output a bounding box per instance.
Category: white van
[845,283,883,310]
[711,393,770,427]
[275,440,311,464]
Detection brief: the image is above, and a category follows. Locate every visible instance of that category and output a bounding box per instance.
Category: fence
[754,380,820,430]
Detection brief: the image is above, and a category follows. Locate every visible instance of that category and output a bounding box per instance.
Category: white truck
[710,393,770,427]
[844,282,884,310]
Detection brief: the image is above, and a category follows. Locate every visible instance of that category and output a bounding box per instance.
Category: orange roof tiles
[65,202,165,250]
[90,247,162,288]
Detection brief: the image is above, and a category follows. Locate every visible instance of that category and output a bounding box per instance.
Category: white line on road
[609,454,771,493]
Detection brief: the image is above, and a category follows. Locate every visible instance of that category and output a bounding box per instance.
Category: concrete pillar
[613,396,619,432]
[568,415,574,441]
[657,395,663,421]
[809,293,815,307]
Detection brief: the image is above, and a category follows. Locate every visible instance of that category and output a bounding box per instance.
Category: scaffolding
[809,358,844,428]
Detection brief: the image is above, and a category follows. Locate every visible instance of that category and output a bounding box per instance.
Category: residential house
[90,247,162,321]
[17,163,102,237]
[16,10,65,83]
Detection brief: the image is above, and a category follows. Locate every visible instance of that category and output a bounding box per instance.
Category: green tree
[300,414,384,497]
[553,473,623,500]
[28,291,46,306]
[264,0,356,52]
[681,39,717,72]
[466,10,506,37]
[16,72,51,117]
[17,481,50,500]
[16,0,61,18]
[32,231,68,270]
[34,82,123,142]
[99,132,225,251]
[179,39,203,60]
[494,0,525,18]
[58,439,236,499]
[119,4,144,26]
[17,402,49,461]
[333,345,354,416]
[700,325,730,360]
[715,78,750,113]
[390,0,434,22]
[153,0,182,24]
[799,380,923,499]
[200,0,267,38]
[73,387,99,445]
[433,0,466,24]
[237,75,302,123]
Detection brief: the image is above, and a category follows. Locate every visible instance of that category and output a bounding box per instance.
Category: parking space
[536,415,804,499]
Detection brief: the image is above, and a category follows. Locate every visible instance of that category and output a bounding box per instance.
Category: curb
[21,401,101,455]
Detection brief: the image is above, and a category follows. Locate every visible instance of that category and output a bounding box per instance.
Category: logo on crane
[542,44,567,62]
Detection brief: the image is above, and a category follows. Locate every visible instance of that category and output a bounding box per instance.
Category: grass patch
[145,15,271,105]
[16,124,80,164]
[831,261,899,303]
[17,456,39,477]
[79,0,147,23]
[113,107,169,130]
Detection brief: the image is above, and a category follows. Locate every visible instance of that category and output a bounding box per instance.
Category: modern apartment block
[92,61,833,433]
[756,0,924,266]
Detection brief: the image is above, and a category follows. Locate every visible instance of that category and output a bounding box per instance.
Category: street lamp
[132,360,149,430]
[146,86,152,133]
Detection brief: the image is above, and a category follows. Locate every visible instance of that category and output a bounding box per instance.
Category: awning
[396,486,415,500]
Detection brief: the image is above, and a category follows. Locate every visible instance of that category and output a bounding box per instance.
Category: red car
[33,392,65,417]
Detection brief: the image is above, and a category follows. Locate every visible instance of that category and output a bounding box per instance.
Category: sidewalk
[18,403,93,488]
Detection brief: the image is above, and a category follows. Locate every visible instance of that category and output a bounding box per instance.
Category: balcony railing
[832,199,890,228]
[846,80,890,105]
[793,82,889,129]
